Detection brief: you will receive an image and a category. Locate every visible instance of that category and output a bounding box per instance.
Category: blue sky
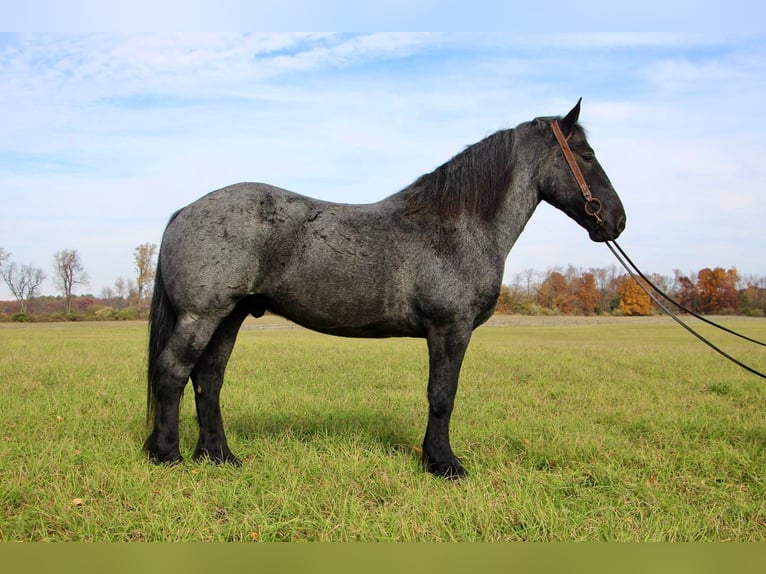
[1,31,765,298]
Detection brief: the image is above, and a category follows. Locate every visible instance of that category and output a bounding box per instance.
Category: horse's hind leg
[191,305,249,465]
[145,315,222,464]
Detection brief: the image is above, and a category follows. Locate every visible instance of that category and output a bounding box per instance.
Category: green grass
[1,317,765,541]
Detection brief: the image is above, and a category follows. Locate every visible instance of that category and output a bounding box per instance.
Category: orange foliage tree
[618,277,652,316]
[535,271,573,313]
[571,272,600,315]
[695,267,738,313]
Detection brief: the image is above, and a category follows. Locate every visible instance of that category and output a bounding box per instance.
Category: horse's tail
[146,255,176,429]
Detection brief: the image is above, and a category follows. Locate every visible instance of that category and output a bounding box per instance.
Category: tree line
[496,265,766,317]
[0,243,157,321]
[1,246,764,321]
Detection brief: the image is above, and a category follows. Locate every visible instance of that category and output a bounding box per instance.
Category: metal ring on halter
[584,198,602,219]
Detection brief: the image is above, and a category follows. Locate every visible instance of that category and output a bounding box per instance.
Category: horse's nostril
[616,215,626,234]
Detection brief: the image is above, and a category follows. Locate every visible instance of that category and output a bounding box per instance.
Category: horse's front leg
[422,323,472,479]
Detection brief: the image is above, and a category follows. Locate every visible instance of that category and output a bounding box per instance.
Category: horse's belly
[264,282,421,339]
[288,316,422,339]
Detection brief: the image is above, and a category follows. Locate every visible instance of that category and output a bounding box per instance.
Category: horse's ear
[560,98,582,137]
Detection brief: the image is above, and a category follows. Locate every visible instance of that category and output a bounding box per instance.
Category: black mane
[400,128,516,219]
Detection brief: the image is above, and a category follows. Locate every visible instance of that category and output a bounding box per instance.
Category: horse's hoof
[146,451,183,466]
[423,457,468,480]
[144,435,183,465]
[193,447,242,467]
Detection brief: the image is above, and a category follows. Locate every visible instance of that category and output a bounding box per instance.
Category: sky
[1,28,765,299]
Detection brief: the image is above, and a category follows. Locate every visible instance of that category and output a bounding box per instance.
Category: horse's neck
[389,125,540,257]
[484,159,541,258]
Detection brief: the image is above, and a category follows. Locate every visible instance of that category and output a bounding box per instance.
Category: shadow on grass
[225,408,422,458]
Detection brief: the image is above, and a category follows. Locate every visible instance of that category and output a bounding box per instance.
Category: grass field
[0,316,764,541]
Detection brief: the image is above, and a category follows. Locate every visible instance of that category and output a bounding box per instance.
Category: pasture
[0,316,764,541]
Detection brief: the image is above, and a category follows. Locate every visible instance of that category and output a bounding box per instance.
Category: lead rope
[606,240,766,380]
[550,119,766,379]
[609,240,765,347]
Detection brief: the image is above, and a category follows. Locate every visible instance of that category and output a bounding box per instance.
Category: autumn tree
[53,249,88,314]
[535,270,573,313]
[570,272,600,315]
[740,275,766,316]
[586,265,623,313]
[618,277,652,316]
[495,284,515,314]
[674,267,740,314]
[696,267,738,313]
[134,243,157,309]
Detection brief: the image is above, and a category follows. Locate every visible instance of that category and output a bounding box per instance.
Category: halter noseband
[551,119,603,225]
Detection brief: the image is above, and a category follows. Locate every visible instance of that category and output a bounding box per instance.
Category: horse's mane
[399,128,516,220]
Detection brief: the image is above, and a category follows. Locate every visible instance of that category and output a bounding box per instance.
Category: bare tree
[127,278,138,307]
[521,268,537,297]
[0,247,9,270]
[100,285,115,304]
[134,242,157,309]
[114,276,128,309]
[53,249,88,314]
[1,261,46,312]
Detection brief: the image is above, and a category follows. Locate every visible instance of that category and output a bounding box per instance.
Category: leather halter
[551,119,603,225]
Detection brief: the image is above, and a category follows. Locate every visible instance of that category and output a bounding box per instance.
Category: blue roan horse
[145,101,626,478]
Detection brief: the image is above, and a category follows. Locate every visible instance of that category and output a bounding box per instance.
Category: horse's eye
[582,151,595,163]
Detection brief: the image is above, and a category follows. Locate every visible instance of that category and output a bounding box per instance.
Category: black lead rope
[610,240,765,347]
[605,240,766,380]
[549,117,765,379]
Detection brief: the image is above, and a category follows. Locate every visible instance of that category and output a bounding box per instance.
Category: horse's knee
[155,351,193,387]
[427,386,457,418]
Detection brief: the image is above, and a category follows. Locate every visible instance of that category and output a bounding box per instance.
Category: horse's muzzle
[589,214,626,242]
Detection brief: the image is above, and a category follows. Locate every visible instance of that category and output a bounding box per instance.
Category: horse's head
[536,100,626,242]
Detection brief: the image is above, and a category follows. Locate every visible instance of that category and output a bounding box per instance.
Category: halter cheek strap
[551,120,603,225]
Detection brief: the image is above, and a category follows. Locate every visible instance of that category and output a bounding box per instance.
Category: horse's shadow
[224,408,422,462]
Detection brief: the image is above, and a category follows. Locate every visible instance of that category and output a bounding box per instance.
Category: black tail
[146,257,177,429]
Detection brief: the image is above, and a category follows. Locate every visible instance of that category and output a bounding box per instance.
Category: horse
[144,100,626,478]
